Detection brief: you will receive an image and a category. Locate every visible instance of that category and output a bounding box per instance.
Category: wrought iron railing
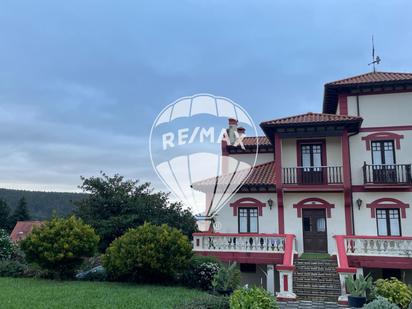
[282,166,343,185]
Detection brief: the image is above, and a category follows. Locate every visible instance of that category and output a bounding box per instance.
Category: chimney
[227,118,238,145]
[237,127,245,134]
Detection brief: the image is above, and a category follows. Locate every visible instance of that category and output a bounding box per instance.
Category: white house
[192,71,412,303]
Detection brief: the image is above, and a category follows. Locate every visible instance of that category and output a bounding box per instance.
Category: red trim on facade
[360,125,412,132]
[361,132,404,150]
[229,197,266,216]
[293,197,335,218]
[342,129,353,235]
[274,134,285,234]
[334,235,357,273]
[366,197,409,218]
[195,251,284,264]
[283,274,289,292]
[352,185,412,192]
[283,184,344,192]
[348,256,412,270]
[338,94,348,115]
[343,235,412,240]
[193,232,287,237]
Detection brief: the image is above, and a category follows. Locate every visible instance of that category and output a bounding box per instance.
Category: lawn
[0,277,207,309]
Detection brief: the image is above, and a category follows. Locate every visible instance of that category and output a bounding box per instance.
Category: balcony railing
[192,233,286,253]
[363,163,412,185]
[338,235,412,258]
[282,166,343,185]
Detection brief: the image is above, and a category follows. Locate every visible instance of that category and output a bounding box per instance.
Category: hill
[0,188,87,220]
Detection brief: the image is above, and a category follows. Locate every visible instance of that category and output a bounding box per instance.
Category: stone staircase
[293,258,341,302]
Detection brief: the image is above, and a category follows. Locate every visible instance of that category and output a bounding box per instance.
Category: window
[238,207,258,233]
[376,208,401,236]
[301,144,322,170]
[371,141,395,165]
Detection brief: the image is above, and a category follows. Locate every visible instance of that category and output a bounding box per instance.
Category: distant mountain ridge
[0,188,87,220]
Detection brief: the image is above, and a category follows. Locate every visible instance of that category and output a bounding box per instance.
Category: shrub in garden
[363,296,400,309]
[229,287,279,309]
[0,259,28,277]
[181,255,221,290]
[20,216,99,279]
[0,229,15,260]
[375,278,412,309]
[103,222,192,282]
[212,262,241,294]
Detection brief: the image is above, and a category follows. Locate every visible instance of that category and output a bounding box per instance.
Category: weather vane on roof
[368,35,381,72]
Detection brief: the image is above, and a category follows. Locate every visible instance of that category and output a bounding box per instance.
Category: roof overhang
[323,80,412,114]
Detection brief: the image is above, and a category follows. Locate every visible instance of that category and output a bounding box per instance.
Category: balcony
[193,233,287,253]
[282,166,343,185]
[363,163,412,185]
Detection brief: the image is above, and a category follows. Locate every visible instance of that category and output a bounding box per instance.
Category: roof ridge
[326,71,412,86]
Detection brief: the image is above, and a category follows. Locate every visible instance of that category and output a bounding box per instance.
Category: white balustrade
[193,234,285,253]
[344,237,412,257]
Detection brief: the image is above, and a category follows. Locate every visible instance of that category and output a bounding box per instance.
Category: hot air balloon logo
[149,94,259,223]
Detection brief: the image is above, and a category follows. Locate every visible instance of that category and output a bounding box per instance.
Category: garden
[0,173,411,309]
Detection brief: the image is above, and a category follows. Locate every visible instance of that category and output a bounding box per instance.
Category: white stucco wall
[283,192,346,255]
[214,193,278,234]
[281,137,342,168]
[350,130,412,185]
[347,92,412,127]
[352,192,412,237]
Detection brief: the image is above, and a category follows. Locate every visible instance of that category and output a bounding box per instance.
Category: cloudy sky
[0,0,411,193]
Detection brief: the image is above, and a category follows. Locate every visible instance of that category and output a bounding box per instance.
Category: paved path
[279,301,349,309]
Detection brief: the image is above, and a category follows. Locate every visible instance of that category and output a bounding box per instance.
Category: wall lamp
[356,198,363,210]
[267,198,274,210]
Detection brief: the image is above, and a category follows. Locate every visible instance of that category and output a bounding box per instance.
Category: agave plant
[345,273,373,297]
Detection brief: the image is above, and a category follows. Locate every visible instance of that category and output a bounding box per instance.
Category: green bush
[212,262,240,293]
[229,287,278,309]
[20,216,99,279]
[177,294,229,309]
[181,256,221,290]
[103,222,192,282]
[375,278,412,309]
[363,296,400,309]
[0,229,15,260]
[0,260,28,277]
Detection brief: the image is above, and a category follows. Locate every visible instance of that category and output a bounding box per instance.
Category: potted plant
[345,274,373,308]
[211,262,240,295]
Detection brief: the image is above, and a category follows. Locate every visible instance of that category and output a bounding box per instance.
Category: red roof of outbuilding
[261,112,362,126]
[192,161,275,190]
[326,71,412,86]
[241,136,271,147]
[10,221,44,242]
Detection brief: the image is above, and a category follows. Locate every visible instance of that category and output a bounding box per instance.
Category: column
[266,265,275,295]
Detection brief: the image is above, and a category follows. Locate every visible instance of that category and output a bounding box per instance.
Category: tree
[20,216,99,278]
[74,172,198,251]
[103,223,192,282]
[0,199,11,231]
[9,197,30,228]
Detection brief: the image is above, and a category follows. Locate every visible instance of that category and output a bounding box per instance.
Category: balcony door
[371,140,397,183]
[302,209,328,253]
[300,143,324,185]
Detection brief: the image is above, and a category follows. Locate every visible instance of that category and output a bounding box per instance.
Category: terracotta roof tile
[261,112,361,126]
[192,161,275,190]
[10,221,44,242]
[241,136,271,147]
[326,71,412,86]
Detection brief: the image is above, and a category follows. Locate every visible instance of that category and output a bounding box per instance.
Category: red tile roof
[192,161,275,190]
[326,71,412,86]
[10,221,44,242]
[241,136,271,147]
[261,112,362,126]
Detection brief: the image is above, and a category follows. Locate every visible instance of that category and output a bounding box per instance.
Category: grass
[299,252,331,260]
[0,277,207,309]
